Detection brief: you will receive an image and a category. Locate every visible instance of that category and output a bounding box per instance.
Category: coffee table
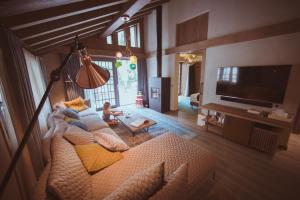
[116,113,157,136]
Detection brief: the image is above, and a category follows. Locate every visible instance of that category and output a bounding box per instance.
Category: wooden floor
[136,108,300,200]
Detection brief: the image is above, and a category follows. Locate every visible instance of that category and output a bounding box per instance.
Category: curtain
[0,81,26,200]
[63,53,84,100]
[137,59,149,106]
[0,25,43,198]
[23,49,52,136]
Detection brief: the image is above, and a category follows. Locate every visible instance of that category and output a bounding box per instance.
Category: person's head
[103,102,111,110]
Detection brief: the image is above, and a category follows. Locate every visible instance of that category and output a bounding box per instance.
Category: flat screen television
[216,65,291,106]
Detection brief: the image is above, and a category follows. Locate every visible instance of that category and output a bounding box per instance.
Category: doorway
[176,52,204,115]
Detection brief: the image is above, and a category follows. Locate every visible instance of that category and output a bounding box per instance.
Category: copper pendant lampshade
[76,55,110,89]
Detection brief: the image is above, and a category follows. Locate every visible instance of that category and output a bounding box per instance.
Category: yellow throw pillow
[64,97,88,112]
[64,116,77,123]
[75,144,123,174]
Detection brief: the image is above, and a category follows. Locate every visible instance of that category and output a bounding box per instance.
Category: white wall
[144,0,300,112]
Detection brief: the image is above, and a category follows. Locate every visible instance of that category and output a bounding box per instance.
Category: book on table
[130,119,150,128]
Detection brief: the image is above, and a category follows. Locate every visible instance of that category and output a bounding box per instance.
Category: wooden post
[156,5,162,77]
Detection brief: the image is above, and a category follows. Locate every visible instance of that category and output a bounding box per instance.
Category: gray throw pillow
[69,121,88,131]
[63,108,80,119]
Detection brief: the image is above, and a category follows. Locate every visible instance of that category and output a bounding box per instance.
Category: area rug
[112,123,169,147]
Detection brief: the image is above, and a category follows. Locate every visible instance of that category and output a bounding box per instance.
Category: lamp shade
[76,55,110,89]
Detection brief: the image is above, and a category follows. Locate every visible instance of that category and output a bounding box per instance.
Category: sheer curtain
[23,49,52,136]
[0,25,44,198]
[137,59,149,106]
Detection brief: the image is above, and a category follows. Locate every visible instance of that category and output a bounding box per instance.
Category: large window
[117,59,138,106]
[84,59,138,110]
[116,23,140,47]
[85,60,118,111]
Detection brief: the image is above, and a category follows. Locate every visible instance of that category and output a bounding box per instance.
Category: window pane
[117,59,138,105]
[106,35,112,44]
[85,60,117,111]
[117,31,125,46]
[130,26,136,47]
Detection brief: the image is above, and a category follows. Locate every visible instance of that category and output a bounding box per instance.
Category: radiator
[250,127,278,154]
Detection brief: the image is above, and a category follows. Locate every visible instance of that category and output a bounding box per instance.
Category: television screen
[216,65,291,104]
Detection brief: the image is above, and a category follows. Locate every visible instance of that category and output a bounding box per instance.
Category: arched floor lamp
[0,37,110,198]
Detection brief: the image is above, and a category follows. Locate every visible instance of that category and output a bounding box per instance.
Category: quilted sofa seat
[48,133,215,200]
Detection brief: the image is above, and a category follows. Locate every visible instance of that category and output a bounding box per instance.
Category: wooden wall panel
[176,12,208,46]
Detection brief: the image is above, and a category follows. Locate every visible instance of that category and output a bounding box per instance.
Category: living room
[0,0,300,200]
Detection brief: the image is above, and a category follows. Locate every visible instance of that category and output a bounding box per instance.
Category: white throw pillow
[64,125,94,145]
[103,162,165,200]
[94,132,129,151]
[79,115,109,131]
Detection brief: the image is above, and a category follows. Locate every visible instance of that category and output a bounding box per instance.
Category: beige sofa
[34,107,216,200]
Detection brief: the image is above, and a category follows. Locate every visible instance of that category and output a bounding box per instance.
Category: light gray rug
[112,123,169,147]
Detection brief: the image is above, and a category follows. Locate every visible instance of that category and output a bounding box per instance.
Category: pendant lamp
[76,49,110,89]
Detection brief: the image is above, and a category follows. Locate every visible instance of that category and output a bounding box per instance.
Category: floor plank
[128,107,300,200]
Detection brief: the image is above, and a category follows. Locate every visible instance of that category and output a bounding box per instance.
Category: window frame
[106,35,113,45]
[117,30,126,46]
[88,57,120,111]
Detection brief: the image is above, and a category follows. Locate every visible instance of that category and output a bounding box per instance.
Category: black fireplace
[149,77,170,113]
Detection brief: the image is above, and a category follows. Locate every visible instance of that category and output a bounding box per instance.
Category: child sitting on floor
[102,102,122,125]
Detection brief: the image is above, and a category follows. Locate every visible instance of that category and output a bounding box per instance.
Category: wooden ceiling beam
[131,11,152,19]
[0,0,84,18]
[2,0,127,30]
[30,23,110,47]
[101,0,151,37]
[16,5,121,40]
[26,16,113,45]
[34,28,106,55]
[32,25,107,51]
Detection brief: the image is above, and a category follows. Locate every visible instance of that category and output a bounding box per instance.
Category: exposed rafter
[4,0,128,30]
[101,0,152,37]
[0,0,170,55]
[34,26,107,53]
[33,25,107,51]
[16,5,121,40]
[26,16,113,46]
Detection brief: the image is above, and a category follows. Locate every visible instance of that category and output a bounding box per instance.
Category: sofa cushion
[63,108,80,119]
[78,108,98,117]
[79,115,109,131]
[69,120,89,131]
[52,118,69,136]
[149,163,188,200]
[48,136,93,200]
[63,125,94,145]
[91,133,215,199]
[64,116,78,123]
[64,97,88,112]
[103,162,164,200]
[94,132,129,152]
[75,143,123,174]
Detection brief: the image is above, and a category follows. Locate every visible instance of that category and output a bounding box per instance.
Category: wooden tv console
[201,103,293,154]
